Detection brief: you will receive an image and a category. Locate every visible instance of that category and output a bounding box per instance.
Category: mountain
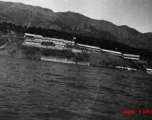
[0,1,152,51]
[144,32,152,40]
[0,12,14,23]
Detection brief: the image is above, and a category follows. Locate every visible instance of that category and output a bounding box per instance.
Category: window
[41,42,55,46]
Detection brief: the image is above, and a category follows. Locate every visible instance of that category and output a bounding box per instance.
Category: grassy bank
[89,51,128,67]
[0,32,152,70]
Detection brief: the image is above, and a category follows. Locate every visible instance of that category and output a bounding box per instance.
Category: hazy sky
[1,0,152,33]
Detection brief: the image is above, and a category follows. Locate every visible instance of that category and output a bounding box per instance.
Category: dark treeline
[0,22,152,59]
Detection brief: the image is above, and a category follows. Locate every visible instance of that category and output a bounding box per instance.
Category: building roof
[123,54,140,58]
[101,49,122,54]
[24,33,75,44]
[77,43,101,49]
[41,37,74,44]
[24,33,42,37]
[123,57,139,60]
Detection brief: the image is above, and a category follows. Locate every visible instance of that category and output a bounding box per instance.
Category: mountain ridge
[0,1,152,51]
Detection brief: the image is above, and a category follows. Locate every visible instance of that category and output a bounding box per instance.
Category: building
[101,49,122,56]
[40,37,75,45]
[24,33,75,45]
[71,48,83,53]
[123,54,140,60]
[146,68,152,72]
[24,33,42,39]
[77,43,101,52]
[23,33,75,50]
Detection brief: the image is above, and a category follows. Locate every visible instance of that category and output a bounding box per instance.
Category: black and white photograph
[0,0,152,120]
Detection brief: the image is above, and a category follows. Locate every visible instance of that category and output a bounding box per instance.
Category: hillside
[0,1,152,52]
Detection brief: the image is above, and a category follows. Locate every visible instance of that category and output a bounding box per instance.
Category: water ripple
[0,57,151,120]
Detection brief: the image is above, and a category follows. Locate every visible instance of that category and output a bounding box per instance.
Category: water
[0,56,152,120]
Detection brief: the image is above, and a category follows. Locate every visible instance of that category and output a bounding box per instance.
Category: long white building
[123,54,140,60]
[24,33,75,48]
[24,33,42,38]
[77,43,101,52]
[101,49,122,56]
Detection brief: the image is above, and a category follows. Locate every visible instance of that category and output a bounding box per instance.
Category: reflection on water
[0,56,152,120]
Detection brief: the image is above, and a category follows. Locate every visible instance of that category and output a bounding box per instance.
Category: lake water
[0,56,152,120]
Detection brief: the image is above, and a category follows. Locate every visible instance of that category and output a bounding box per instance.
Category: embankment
[89,51,128,67]
[0,32,151,69]
[0,41,149,69]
